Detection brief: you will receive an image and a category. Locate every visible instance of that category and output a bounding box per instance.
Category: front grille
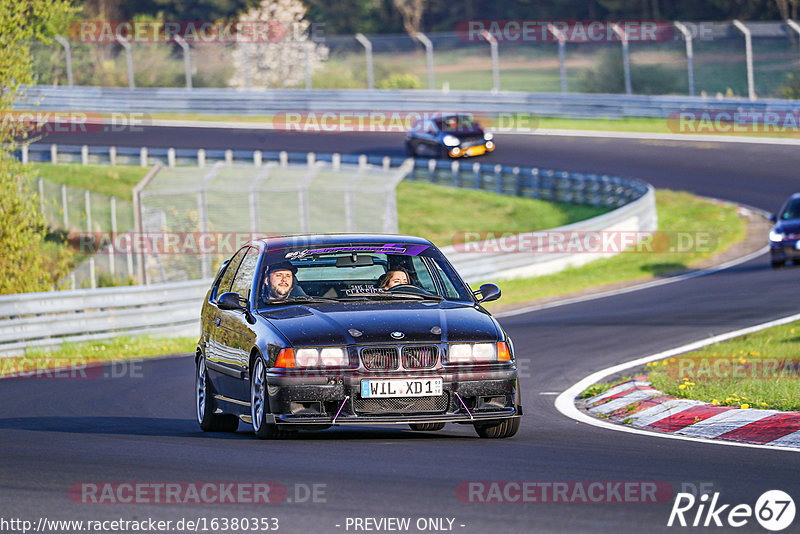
[353,393,449,415]
[361,347,399,370]
[402,346,438,369]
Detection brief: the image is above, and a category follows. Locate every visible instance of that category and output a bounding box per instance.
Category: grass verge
[482,190,746,309]
[0,336,197,378]
[32,163,146,200]
[648,321,800,412]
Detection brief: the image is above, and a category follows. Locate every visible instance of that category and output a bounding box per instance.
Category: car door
[420,119,441,154]
[205,247,247,397]
[217,246,261,401]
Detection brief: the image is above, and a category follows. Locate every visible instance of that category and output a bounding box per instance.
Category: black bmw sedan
[405,113,495,159]
[196,234,521,439]
[769,193,800,267]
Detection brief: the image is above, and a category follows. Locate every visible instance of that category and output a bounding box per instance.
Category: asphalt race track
[2,127,799,533]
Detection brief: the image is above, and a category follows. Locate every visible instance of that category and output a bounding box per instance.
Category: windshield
[435,114,480,133]
[256,244,473,305]
[780,198,800,220]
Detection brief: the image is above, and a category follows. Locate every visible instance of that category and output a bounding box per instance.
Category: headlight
[294,347,349,367]
[442,135,460,147]
[447,342,512,364]
[769,230,785,242]
[483,132,494,141]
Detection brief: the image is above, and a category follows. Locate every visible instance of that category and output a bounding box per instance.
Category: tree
[229,0,328,88]
[392,0,426,35]
[0,0,77,294]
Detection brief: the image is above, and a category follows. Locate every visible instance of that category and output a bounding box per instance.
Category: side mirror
[218,292,246,311]
[476,283,501,303]
[769,213,777,223]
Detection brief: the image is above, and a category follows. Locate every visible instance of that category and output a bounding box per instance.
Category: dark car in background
[195,234,521,439]
[769,193,800,268]
[405,113,495,159]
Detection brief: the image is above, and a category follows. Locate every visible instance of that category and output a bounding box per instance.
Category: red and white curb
[584,377,800,448]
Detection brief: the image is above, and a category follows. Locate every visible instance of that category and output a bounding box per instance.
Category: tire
[196,354,239,432]
[474,417,520,439]
[409,422,446,432]
[405,141,416,157]
[771,260,785,269]
[250,356,292,439]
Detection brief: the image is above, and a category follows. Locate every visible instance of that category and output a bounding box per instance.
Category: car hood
[258,300,500,346]
[775,219,800,236]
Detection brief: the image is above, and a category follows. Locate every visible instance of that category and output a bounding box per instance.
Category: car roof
[253,233,435,251]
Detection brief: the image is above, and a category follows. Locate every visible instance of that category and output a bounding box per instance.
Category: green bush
[376,73,422,89]
[779,71,800,99]
[579,50,684,95]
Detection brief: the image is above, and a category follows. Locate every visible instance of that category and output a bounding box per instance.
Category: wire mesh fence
[26,22,800,98]
[137,160,410,283]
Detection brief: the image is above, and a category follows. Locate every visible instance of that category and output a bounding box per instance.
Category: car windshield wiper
[262,296,338,305]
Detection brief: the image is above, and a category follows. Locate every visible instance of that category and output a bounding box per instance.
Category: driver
[264,261,297,300]
[376,269,410,289]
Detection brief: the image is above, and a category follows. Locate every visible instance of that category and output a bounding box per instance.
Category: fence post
[674,22,695,97]
[451,160,460,187]
[109,196,117,277]
[173,35,192,89]
[50,144,58,163]
[428,158,437,182]
[512,167,521,196]
[133,162,163,285]
[81,145,89,165]
[355,33,374,90]
[54,36,73,87]
[116,36,135,89]
[304,41,313,90]
[61,184,68,227]
[332,153,341,170]
[307,152,316,166]
[85,190,96,289]
[109,146,117,166]
[198,149,206,167]
[472,162,481,189]
[413,32,435,90]
[140,147,148,167]
[38,178,45,215]
[253,150,262,166]
[358,154,368,168]
[167,148,176,168]
[494,165,503,194]
[732,20,755,101]
[225,149,233,165]
[547,24,567,93]
[611,23,632,95]
[481,30,500,93]
[279,151,288,167]
[531,168,540,198]
[21,144,28,164]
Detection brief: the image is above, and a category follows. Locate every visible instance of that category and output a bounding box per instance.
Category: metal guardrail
[17,86,800,119]
[0,279,209,356]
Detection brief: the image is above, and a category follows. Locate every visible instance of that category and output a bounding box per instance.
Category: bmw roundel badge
[390,331,405,339]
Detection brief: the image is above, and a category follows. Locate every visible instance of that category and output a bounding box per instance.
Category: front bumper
[265,366,520,426]
[770,239,800,262]
[448,141,495,158]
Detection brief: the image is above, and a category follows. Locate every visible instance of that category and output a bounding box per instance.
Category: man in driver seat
[264,261,298,300]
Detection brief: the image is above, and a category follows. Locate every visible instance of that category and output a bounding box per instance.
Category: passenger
[264,261,297,300]
[376,269,411,289]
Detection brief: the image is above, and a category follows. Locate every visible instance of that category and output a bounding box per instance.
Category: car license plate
[361,378,443,398]
[466,146,486,156]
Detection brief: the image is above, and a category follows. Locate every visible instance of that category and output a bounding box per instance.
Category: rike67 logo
[668,490,796,531]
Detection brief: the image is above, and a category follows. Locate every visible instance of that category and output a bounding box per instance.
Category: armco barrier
[16,86,800,119]
[0,279,209,356]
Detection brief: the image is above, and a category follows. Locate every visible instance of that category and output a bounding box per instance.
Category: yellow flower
[678,384,687,390]
[761,403,768,407]
[791,328,795,334]
[683,377,690,381]
[740,404,750,409]
[685,382,695,386]
[662,359,669,367]
[670,358,676,362]
[725,397,732,403]
[651,361,659,367]
[711,399,719,405]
